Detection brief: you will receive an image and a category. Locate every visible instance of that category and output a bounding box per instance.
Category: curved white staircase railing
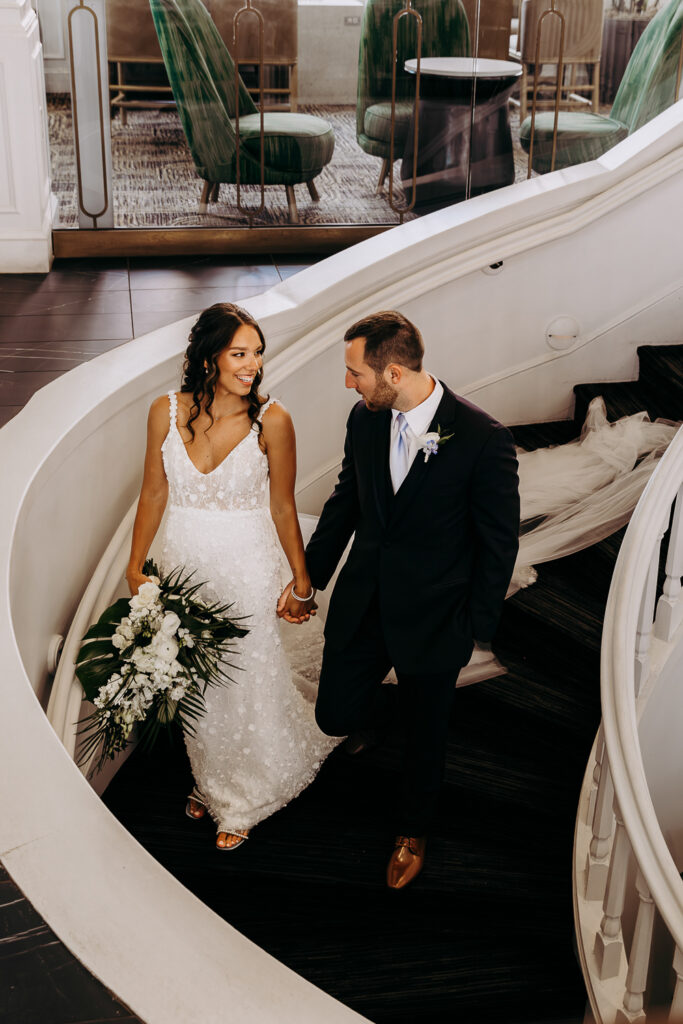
[575,426,683,1024]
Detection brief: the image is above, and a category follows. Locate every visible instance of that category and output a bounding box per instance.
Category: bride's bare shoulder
[260,399,294,446]
[260,398,290,425]
[147,393,174,439]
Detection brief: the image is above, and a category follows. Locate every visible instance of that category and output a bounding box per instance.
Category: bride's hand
[277,579,317,624]
[126,567,151,596]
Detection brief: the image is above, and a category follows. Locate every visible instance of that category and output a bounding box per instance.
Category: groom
[302,311,519,889]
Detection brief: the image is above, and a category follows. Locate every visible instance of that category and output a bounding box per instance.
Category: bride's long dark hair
[180,302,269,441]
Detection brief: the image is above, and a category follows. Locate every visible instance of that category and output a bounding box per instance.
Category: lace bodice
[161,391,278,512]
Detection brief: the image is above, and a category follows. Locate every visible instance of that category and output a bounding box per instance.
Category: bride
[125,302,338,851]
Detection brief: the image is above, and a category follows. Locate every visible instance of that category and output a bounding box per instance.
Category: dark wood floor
[0,254,315,429]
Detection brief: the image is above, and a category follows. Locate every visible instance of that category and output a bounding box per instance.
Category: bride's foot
[185,789,207,820]
[216,828,250,851]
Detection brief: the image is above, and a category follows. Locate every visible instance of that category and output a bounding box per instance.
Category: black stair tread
[100,349,683,1024]
[512,420,578,451]
[572,379,658,425]
[637,342,683,368]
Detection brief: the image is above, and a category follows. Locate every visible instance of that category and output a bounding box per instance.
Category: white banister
[575,425,683,1024]
[587,724,605,827]
[671,946,683,1021]
[587,753,615,901]
[594,808,630,980]
[655,484,683,643]
[619,870,654,1022]
[633,516,667,696]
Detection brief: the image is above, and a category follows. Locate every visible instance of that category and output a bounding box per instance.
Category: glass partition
[36,0,682,249]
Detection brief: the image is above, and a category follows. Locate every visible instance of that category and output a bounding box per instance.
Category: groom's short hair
[344,311,424,374]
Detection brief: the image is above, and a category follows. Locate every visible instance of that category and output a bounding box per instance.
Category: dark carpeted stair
[102,344,683,1024]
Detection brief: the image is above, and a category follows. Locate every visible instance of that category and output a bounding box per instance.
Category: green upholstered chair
[356,0,471,193]
[149,0,334,222]
[519,0,683,175]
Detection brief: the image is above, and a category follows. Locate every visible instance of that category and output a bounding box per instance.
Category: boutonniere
[418,424,454,463]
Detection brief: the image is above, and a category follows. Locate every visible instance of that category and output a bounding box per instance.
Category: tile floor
[0,254,319,429]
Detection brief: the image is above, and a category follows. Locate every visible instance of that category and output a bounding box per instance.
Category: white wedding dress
[157,392,339,834]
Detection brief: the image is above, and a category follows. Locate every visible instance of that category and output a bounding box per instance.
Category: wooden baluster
[594,806,630,980]
[634,518,667,696]
[656,486,683,643]
[586,754,614,901]
[670,946,683,1022]
[616,870,654,1024]
[587,725,605,827]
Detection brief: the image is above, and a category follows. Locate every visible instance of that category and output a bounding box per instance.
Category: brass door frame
[233,1,266,224]
[527,0,566,177]
[388,1,422,223]
[52,226,389,258]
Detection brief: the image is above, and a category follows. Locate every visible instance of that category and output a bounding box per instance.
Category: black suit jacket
[305,384,520,674]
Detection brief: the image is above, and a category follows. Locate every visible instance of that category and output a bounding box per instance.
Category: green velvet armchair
[356,0,471,193]
[149,0,334,222]
[520,0,683,175]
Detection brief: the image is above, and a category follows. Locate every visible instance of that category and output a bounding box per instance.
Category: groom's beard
[363,376,398,412]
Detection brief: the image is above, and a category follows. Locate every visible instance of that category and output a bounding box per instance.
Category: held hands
[126,567,152,596]
[277,578,317,624]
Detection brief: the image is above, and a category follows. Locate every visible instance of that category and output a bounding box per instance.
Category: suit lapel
[388,384,460,526]
[371,409,392,529]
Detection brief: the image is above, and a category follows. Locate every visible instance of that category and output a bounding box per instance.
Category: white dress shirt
[389,375,444,492]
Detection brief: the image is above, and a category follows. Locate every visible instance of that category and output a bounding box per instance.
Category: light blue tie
[391,412,410,492]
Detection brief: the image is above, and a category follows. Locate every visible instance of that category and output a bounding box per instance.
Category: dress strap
[167,390,178,431]
[258,396,279,420]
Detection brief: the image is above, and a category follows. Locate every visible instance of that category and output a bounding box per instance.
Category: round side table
[401,57,522,207]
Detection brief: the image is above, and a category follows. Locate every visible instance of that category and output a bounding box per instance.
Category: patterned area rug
[48,95,531,229]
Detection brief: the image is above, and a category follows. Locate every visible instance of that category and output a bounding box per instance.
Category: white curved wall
[3,102,683,1022]
[637,634,683,867]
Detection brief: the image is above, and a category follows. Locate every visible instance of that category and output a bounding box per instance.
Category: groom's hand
[277,579,318,624]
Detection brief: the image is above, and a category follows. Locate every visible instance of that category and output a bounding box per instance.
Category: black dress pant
[315,593,460,835]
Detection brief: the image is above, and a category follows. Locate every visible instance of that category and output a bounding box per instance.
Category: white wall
[33,0,70,92]
[297,0,363,105]
[636,634,683,868]
[0,0,53,272]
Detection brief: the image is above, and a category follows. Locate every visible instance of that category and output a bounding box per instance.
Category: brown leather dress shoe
[341,729,379,756]
[386,835,427,889]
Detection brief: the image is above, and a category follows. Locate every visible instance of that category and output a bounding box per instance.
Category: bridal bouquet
[75,559,248,773]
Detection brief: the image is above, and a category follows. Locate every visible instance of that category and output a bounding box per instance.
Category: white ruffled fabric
[510,397,679,593]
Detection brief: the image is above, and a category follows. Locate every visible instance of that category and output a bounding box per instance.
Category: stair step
[508,565,606,651]
[572,380,657,429]
[637,344,683,416]
[511,420,578,451]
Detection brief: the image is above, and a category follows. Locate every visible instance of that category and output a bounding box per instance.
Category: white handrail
[600,425,683,944]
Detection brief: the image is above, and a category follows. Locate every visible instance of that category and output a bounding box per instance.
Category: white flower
[130,581,161,611]
[131,647,156,672]
[160,611,181,636]
[417,426,453,462]
[111,633,128,650]
[117,617,135,640]
[149,633,179,663]
[418,431,441,462]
